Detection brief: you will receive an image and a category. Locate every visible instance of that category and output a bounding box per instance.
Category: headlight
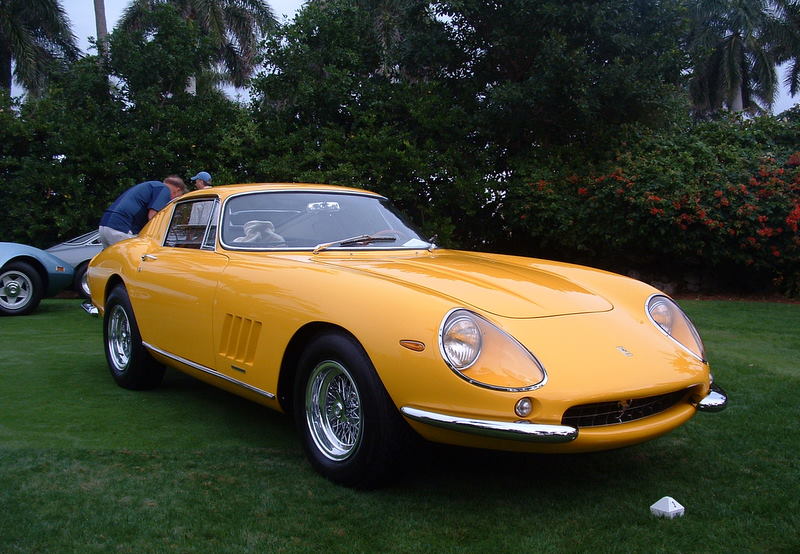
[646,295,705,361]
[439,309,546,391]
[440,313,482,369]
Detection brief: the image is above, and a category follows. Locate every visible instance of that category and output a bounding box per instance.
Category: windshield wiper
[312,234,397,254]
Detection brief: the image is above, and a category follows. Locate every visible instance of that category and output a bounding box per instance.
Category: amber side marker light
[400,340,426,352]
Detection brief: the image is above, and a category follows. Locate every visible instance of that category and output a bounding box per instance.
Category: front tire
[294,332,411,488]
[103,285,164,390]
[73,262,90,298]
[0,262,43,316]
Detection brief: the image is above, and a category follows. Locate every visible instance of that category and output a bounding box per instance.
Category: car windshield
[221,191,431,250]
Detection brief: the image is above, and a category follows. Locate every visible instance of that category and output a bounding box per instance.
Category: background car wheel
[103,285,164,390]
[294,331,412,488]
[0,262,43,316]
[73,262,90,298]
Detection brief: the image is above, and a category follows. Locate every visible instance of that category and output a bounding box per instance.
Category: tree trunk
[731,84,744,112]
[93,0,109,58]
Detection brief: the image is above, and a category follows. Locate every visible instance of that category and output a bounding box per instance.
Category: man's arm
[148,208,158,219]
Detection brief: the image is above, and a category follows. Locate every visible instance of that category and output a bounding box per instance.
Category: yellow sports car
[86,183,727,487]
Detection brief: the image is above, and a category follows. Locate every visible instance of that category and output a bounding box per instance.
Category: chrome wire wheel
[108,304,132,372]
[305,360,363,461]
[0,269,33,310]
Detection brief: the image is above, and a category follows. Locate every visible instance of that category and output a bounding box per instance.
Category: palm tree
[94,0,109,59]
[0,0,79,95]
[119,0,277,88]
[768,0,800,97]
[688,0,779,114]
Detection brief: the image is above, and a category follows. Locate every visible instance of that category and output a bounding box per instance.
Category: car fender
[0,242,75,295]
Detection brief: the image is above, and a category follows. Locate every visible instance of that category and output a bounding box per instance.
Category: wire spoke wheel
[108,304,132,372]
[305,360,363,461]
[102,285,164,390]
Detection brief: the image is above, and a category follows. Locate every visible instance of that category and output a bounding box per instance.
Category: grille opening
[561,389,688,428]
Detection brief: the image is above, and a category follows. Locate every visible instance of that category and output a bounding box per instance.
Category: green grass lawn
[1,299,798,552]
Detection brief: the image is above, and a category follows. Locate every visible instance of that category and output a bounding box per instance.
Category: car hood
[316,250,613,318]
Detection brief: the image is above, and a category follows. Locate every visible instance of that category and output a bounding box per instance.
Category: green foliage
[2,0,799,296]
[109,4,215,102]
[504,115,800,294]
[0,7,248,248]
[435,0,690,156]
[249,0,486,243]
[0,0,79,94]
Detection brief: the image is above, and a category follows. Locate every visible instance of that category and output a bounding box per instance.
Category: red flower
[578,187,589,196]
[786,203,800,232]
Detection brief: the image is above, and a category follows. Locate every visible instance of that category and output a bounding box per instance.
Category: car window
[220,191,428,250]
[64,231,100,245]
[164,199,218,250]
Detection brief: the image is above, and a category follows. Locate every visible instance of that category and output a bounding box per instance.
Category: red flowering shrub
[504,118,800,296]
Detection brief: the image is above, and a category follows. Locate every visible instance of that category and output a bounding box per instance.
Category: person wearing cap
[98,176,187,249]
[191,171,212,189]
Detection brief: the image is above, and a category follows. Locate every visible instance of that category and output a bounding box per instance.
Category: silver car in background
[46,230,102,298]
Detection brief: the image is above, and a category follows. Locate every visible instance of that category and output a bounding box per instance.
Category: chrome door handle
[141,254,157,261]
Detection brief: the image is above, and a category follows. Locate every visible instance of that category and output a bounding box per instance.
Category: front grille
[561,390,688,428]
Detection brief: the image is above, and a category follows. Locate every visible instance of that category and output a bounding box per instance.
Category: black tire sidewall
[294,332,404,488]
[73,262,89,298]
[0,261,43,316]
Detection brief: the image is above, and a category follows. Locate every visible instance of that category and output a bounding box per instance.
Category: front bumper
[696,383,728,412]
[400,406,578,443]
[81,301,99,316]
[401,383,727,444]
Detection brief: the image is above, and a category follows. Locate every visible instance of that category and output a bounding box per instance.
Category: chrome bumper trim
[400,406,578,443]
[81,301,99,317]
[696,383,728,412]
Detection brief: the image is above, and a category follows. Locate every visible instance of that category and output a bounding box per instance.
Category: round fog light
[515,397,533,418]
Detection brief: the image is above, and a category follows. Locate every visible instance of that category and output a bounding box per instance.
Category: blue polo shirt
[99,181,172,234]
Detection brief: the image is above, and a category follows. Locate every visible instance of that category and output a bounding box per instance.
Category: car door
[133,198,228,369]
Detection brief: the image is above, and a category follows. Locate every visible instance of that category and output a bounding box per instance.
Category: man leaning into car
[98,176,187,249]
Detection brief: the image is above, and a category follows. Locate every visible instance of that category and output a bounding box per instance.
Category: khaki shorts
[99,226,135,249]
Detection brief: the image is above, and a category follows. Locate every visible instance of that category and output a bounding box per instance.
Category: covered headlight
[440,313,482,369]
[439,309,546,391]
[646,295,706,361]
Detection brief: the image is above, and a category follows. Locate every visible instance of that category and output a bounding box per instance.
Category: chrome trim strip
[142,342,275,399]
[81,301,99,317]
[696,383,728,412]
[400,406,577,443]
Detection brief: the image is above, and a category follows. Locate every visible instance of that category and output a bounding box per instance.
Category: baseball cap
[191,171,212,182]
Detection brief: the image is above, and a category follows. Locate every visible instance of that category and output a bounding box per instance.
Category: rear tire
[0,261,43,316]
[103,285,164,390]
[294,331,411,488]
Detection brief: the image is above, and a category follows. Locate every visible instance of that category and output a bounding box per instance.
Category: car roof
[180,183,383,201]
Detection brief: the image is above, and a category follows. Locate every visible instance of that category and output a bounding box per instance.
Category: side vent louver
[219,313,262,366]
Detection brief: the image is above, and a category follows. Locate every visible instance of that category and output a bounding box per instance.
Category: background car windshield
[221,191,429,249]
